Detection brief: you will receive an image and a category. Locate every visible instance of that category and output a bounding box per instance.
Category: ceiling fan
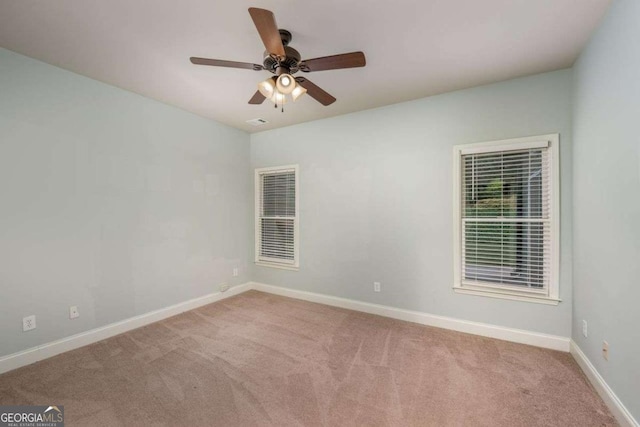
[190,7,366,109]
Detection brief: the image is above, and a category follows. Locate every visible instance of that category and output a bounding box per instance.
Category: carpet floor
[0,290,616,426]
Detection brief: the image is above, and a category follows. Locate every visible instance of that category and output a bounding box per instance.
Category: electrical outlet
[582,320,588,337]
[69,306,80,319]
[602,341,609,361]
[373,282,381,292]
[233,267,239,277]
[220,283,230,293]
[23,315,36,332]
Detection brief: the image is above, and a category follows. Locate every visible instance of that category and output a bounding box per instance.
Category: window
[453,135,560,304]
[255,165,299,269]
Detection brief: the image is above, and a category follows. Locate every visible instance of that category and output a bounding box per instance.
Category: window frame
[254,164,300,270]
[452,134,560,305]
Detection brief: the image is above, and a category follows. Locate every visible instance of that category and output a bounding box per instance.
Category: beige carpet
[0,290,616,426]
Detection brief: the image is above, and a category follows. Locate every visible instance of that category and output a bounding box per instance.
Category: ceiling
[0,0,611,133]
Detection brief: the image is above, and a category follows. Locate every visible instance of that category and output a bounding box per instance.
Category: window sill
[255,261,299,271]
[453,287,560,306]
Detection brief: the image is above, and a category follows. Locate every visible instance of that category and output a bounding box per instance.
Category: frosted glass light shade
[270,91,288,105]
[258,77,277,98]
[276,74,295,94]
[291,83,307,102]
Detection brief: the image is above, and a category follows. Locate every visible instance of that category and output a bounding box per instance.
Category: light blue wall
[572,0,640,421]
[0,48,251,357]
[251,69,573,337]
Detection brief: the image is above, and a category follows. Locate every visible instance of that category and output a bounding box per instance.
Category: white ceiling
[0,0,611,133]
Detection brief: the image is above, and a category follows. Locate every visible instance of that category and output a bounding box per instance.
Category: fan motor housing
[262,29,301,74]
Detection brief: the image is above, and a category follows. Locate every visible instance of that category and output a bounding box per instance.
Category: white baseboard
[0,283,252,375]
[570,341,638,427]
[0,281,573,377]
[249,282,570,352]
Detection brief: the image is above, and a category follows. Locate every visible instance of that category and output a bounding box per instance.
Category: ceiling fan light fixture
[276,73,295,94]
[291,83,307,102]
[258,76,277,98]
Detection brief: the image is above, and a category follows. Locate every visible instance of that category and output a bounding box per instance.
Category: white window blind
[453,135,560,304]
[255,166,299,268]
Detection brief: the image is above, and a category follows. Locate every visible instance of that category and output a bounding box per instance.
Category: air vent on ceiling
[246,118,269,126]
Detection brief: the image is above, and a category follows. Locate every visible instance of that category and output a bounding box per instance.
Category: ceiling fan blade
[248,8,285,57]
[248,90,266,104]
[295,77,336,106]
[190,57,263,71]
[299,51,366,72]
